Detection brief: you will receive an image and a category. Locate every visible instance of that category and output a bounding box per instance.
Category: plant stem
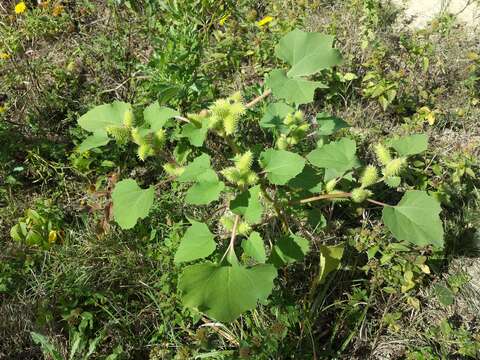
[366,198,392,207]
[295,192,351,204]
[245,89,272,109]
[260,183,290,231]
[294,192,393,207]
[220,215,241,263]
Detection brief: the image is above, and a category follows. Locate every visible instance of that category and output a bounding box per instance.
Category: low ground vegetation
[1,1,479,359]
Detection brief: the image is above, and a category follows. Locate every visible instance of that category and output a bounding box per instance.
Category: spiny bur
[137,144,154,161]
[383,158,406,177]
[106,125,130,145]
[123,109,134,128]
[351,188,372,203]
[374,143,392,165]
[360,165,379,188]
[163,163,185,177]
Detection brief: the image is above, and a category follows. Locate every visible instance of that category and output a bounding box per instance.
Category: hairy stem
[295,192,352,204]
[245,89,272,109]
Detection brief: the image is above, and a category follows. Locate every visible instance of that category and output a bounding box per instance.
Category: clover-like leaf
[242,232,267,263]
[230,185,263,224]
[388,134,428,157]
[265,69,326,105]
[174,221,216,264]
[307,138,360,173]
[275,29,342,78]
[178,262,277,322]
[382,190,444,248]
[112,179,154,229]
[77,130,111,153]
[78,101,131,132]
[259,149,306,185]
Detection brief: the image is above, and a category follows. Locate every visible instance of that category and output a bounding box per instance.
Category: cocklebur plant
[75,29,444,323]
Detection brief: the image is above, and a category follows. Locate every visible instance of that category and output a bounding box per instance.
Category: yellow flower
[48,230,57,243]
[219,13,230,26]
[15,1,27,14]
[257,16,273,27]
[0,52,10,60]
[52,4,64,17]
[0,106,5,114]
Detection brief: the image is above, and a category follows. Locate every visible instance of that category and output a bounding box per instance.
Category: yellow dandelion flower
[0,52,10,60]
[15,1,27,14]
[257,16,273,27]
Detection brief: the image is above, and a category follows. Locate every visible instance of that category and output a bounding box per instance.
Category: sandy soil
[391,0,480,28]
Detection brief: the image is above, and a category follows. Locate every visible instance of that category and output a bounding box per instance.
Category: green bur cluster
[351,143,408,203]
[221,151,258,187]
[131,127,166,162]
[276,111,309,150]
[105,109,135,145]
[207,92,246,136]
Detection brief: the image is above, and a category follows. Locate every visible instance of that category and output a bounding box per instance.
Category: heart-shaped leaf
[112,179,154,229]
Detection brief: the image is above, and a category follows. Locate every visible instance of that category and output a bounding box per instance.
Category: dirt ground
[391,0,480,28]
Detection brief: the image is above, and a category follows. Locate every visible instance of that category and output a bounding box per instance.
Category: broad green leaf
[275,29,342,78]
[271,234,309,266]
[178,262,277,322]
[242,232,266,263]
[111,179,154,229]
[265,69,326,105]
[259,149,306,185]
[144,103,179,131]
[77,130,111,153]
[185,180,225,205]
[288,165,323,193]
[178,154,213,183]
[78,101,131,132]
[260,102,294,129]
[307,138,359,173]
[318,243,344,284]
[181,122,209,147]
[388,134,428,156]
[230,185,263,224]
[174,221,216,264]
[178,154,224,205]
[382,190,444,248]
[434,284,454,306]
[316,113,350,135]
